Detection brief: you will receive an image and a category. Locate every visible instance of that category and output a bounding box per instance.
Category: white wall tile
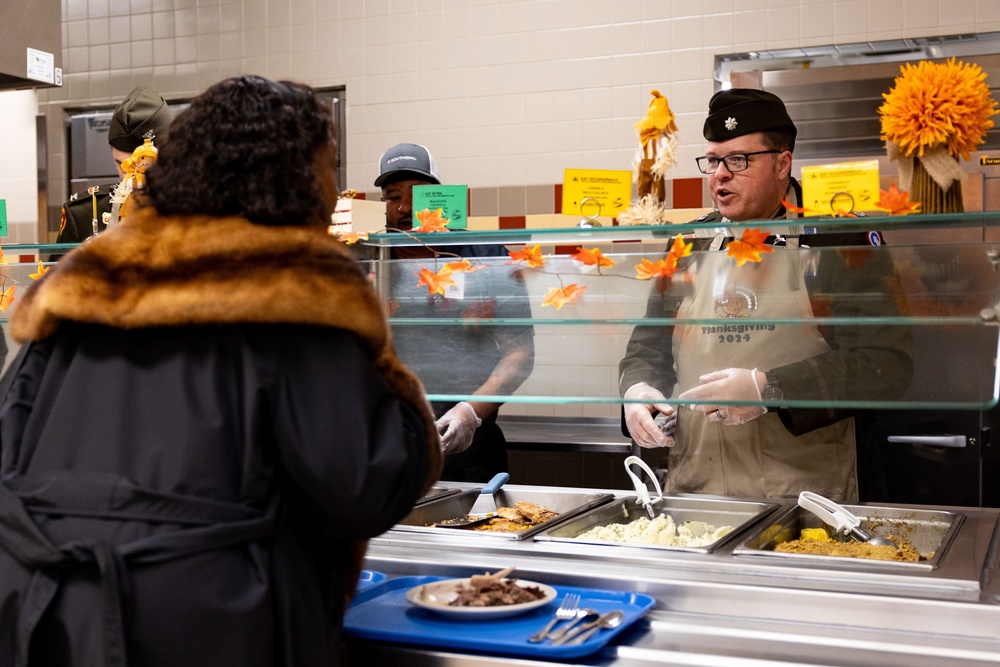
[130,12,152,41]
[89,0,110,20]
[3,0,994,248]
[767,5,804,47]
[904,0,943,31]
[151,10,175,39]
[175,35,197,63]
[196,5,220,33]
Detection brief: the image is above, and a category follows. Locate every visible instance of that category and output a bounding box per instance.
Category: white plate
[405,578,557,620]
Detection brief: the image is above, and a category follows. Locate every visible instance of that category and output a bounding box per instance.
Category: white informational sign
[26,48,55,84]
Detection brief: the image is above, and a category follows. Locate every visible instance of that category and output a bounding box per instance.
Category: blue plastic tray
[355,569,388,593]
[344,575,655,659]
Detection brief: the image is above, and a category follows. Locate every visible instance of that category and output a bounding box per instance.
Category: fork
[526,593,580,643]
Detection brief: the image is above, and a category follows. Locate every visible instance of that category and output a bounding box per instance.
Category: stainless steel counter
[351,484,1000,666]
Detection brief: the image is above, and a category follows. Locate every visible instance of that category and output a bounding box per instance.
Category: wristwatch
[761,371,784,402]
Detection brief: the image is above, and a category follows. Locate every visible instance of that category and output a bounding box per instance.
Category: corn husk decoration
[879,58,998,213]
[622,90,679,225]
[110,131,159,225]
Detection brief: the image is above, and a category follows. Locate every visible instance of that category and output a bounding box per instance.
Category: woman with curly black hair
[0,75,441,667]
[148,75,338,227]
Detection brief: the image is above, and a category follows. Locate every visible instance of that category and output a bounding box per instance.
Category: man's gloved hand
[677,367,767,426]
[435,401,482,455]
[623,382,676,448]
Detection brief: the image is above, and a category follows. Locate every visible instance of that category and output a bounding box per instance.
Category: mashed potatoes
[576,514,733,547]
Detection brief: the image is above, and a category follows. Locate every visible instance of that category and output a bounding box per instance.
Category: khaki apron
[667,233,858,501]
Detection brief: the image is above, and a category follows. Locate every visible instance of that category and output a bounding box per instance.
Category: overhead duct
[717,34,1000,160]
[0,0,61,92]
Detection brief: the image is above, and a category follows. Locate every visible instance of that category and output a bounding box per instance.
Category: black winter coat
[0,208,441,667]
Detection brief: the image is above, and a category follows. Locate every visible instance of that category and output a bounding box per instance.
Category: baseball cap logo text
[374,142,442,187]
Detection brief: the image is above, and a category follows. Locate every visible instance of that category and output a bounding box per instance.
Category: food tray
[731,503,964,570]
[392,486,614,540]
[354,569,387,593]
[414,486,461,506]
[344,575,655,659]
[534,495,778,553]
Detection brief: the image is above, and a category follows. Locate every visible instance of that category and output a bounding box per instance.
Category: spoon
[565,610,626,646]
[552,609,624,646]
[797,491,894,547]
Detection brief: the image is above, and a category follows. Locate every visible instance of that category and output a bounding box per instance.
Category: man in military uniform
[57,86,172,244]
[619,89,913,502]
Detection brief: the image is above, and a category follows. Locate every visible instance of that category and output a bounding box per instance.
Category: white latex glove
[677,367,767,426]
[435,401,482,455]
[623,382,676,449]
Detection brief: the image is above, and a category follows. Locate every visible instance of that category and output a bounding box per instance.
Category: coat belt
[0,473,277,667]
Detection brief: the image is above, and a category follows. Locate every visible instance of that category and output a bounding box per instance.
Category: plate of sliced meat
[405,571,557,620]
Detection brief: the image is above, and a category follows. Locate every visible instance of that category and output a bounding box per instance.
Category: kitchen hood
[0,0,61,92]
[717,33,1000,160]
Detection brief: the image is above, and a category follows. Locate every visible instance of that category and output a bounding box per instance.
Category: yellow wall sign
[561,169,632,217]
[800,160,880,216]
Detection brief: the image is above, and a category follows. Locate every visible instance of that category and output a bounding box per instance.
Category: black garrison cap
[107,85,172,152]
[703,88,797,150]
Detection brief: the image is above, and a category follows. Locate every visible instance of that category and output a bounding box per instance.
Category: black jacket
[0,208,441,667]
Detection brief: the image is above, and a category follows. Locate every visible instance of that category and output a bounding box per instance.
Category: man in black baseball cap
[372,142,535,483]
[374,142,440,188]
[57,86,172,244]
[374,143,441,232]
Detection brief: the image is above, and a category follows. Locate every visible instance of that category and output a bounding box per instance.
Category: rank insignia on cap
[725,117,738,131]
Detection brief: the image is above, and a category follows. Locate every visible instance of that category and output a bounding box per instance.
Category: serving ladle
[797,491,894,547]
[624,455,663,519]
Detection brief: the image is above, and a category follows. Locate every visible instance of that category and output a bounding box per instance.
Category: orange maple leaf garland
[875,183,922,215]
[442,258,486,274]
[0,284,14,312]
[29,261,50,281]
[415,258,486,296]
[571,247,615,268]
[415,266,456,296]
[635,257,678,281]
[335,231,370,245]
[634,233,691,281]
[508,244,546,268]
[780,197,812,215]
[726,227,774,267]
[413,208,450,232]
[541,283,586,310]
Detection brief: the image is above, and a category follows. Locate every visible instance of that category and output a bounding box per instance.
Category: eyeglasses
[695,150,782,174]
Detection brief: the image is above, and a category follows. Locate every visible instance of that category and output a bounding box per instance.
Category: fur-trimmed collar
[13,207,442,493]
[14,207,387,348]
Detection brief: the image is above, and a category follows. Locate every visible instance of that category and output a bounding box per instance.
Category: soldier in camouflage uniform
[57,86,172,244]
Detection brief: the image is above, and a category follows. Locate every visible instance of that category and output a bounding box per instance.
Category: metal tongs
[797,491,893,547]
[624,456,663,519]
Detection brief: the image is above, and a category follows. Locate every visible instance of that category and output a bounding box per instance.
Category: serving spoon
[797,491,894,547]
